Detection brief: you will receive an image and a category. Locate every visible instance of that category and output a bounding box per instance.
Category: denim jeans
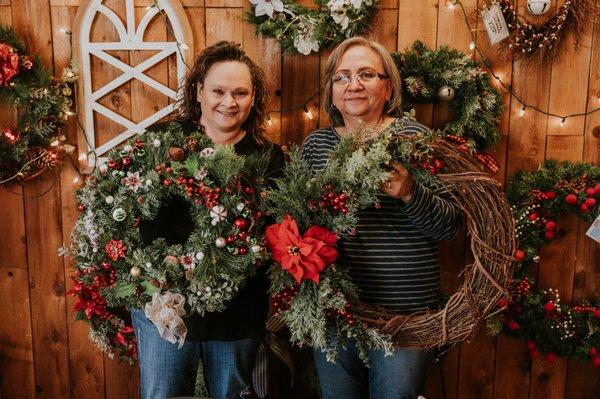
[314,339,429,399]
[131,309,259,399]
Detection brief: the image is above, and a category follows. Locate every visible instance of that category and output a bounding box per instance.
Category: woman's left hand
[381,161,415,203]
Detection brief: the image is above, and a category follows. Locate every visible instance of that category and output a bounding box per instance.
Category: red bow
[0,43,20,86]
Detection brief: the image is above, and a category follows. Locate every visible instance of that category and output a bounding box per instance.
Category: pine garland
[488,160,600,366]
[0,25,76,185]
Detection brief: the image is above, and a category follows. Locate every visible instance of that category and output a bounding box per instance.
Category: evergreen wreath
[265,115,515,363]
[67,122,272,361]
[0,26,76,186]
[489,0,597,64]
[488,160,600,366]
[246,0,379,55]
[394,41,504,157]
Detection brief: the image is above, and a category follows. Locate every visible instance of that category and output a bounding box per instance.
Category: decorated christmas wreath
[394,41,503,158]
[488,160,600,366]
[67,122,272,361]
[0,26,76,186]
[265,115,515,362]
[246,0,379,55]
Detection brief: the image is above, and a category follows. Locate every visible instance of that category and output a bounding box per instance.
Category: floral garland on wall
[488,160,600,366]
[0,26,76,186]
[246,0,378,55]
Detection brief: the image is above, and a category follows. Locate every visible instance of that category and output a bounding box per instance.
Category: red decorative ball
[593,309,600,318]
[586,187,596,197]
[580,203,589,213]
[593,357,600,367]
[507,320,520,330]
[545,191,556,200]
[108,160,118,169]
[544,301,556,312]
[226,234,237,244]
[528,212,538,221]
[546,353,558,363]
[585,197,597,207]
[545,221,556,230]
[544,230,555,240]
[238,231,249,241]
[565,194,578,205]
[497,297,508,308]
[526,340,536,351]
[121,156,132,166]
[237,246,248,255]
[77,203,86,212]
[2,127,19,143]
[514,250,526,261]
[234,217,250,231]
[163,178,172,186]
[594,184,600,196]
[589,347,598,358]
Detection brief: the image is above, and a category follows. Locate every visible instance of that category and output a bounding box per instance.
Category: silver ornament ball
[527,0,551,15]
[215,237,227,248]
[437,85,456,102]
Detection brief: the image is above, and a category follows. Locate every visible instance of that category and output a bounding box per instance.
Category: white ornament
[215,237,227,248]
[105,195,114,204]
[236,202,245,212]
[112,207,127,221]
[194,168,208,181]
[99,164,108,174]
[527,0,551,15]
[130,266,142,277]
[438,85,456,102]
[146,262,153,268]
[199,147,216,158]
[210,204,228,224]
[153,139,161,148]
[195,251,205,261]
[123,144,133,152]
[251,245,262,254]
[249,0,284,19]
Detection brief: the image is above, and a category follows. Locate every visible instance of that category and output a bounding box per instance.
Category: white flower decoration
[294,31,320,55]
[180,254,196,271]
[249,0,284,19]
[327,0,350,30]
[121,171,142,192]
[210,204,228,225]
[199,147,216,158]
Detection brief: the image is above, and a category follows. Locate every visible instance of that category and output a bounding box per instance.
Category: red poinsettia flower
[265,214,338,284]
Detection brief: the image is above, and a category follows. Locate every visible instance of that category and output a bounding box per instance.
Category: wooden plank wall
[0,1,599,398]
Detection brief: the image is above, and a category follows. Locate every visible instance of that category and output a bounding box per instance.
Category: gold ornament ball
[437,85,456,102]
[130,266,142,277]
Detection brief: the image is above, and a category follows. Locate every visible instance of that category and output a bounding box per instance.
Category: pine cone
[186,137,199,152]
[26,146,61,169]
[185,269,194,281]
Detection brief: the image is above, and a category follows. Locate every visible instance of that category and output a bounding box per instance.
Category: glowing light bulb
[73,177,80,184]
[447,0,457,9]
[519,106,526,117]
[180,43,189,50]
[78,153,87,161]
[560,118,566,126]
[469,42,476,51]
[304,107,314,119]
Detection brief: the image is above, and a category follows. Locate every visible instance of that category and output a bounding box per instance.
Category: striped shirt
[301,118,461,313]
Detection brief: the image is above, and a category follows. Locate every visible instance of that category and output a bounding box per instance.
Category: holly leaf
[113,283,135,299]
[141,280,161,295]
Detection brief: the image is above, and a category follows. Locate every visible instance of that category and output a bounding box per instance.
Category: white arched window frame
[73,0,193,172]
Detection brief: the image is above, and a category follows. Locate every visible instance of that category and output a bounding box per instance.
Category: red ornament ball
[2,127,19,143]
[589,347,598,358]
[546,353,558,363]
[237,246,248,255]
[580,203,589,213]
[545,221,556,231]
[528,212,538,221]
[593,309,600,318]
[514,250,526,262]
[585,197,597,207]
[544,301,556,312]
[586,187,596,197]
[545,191,556,200]
[565,194,578,205]
[544,230,555,240]
[593,357,600,367]
[234,217,250,231]
[77,203,86,212]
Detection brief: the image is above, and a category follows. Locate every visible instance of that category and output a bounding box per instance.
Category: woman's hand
[381,161,414,203]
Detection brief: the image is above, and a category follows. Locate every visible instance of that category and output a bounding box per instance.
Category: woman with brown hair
[132,41,283,399]
[301,36,461,398]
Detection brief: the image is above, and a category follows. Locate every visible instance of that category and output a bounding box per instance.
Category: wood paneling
[1,1,599,398]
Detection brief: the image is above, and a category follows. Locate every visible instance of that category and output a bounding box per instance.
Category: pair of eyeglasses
[331,70,388,86]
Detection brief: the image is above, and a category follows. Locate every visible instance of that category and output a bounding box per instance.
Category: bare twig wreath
[486,0,597,65]
[359,138,516,349]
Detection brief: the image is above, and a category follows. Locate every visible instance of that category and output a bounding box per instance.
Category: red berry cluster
[526,209,558,241]
[564,183,600,213]
[513,277,531,298]
[530,189,557,203]
[326,302,357,326]
[421,156,443,175]
[572,305,600,318]
[588,347,600,366]
[108,156,133,171]
[272,285,300,314]
[319,184,349,214]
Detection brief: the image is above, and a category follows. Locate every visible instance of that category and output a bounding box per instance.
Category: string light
[304,106,315,120]
[59,28,71,35]
[519,105,526,117]
[447,0,457,10]
[469,42,476,51]
[73,177,80,184]
[560,117,566,126]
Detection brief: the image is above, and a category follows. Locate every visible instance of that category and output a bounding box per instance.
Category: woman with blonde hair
[301,37,461,398]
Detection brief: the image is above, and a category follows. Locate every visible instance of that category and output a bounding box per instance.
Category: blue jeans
[131,309,259,399]
[314,339,429,399]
